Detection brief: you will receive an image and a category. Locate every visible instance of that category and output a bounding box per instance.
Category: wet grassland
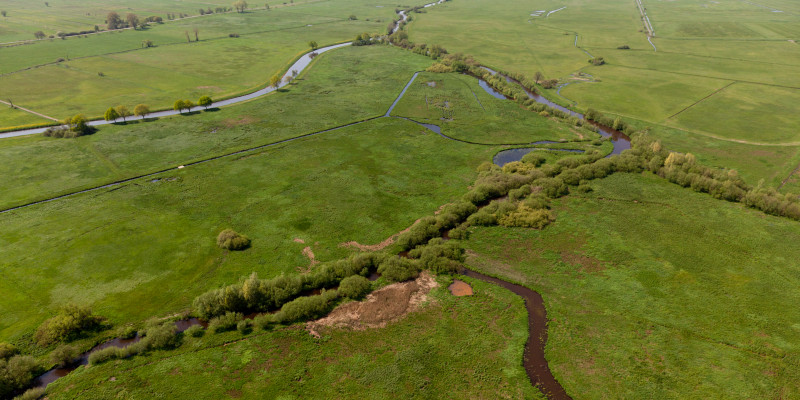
[406,0,800,192]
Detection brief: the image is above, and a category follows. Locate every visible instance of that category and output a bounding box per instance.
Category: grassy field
[0,115,497,342]
[0,106,52,127]
[44,277,539,399]
[406,0,800,191]
[464,172,800,398]
[391,71,602,144]
[0,0,388,43]
[0,0,404,122]
[0,45,433,209]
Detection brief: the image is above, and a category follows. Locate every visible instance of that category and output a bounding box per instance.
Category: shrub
[88,347,118,365]
[141,323,180,350]
[498,205,554,229]
[117,325,137,339]
[216,229,250,250]
[229,33,240,37]
[426,63,452,73]
[508,185,532,201]
[0,355,41,398]
[208,312,243,333]
[34,304,104,345]
[447,224,470,240]
[396,216,442,250]
[521,152,546,167]
[274,290,339,323]
[408,238,464,274]
[49,344,79,367]
[532,177,569,198]
[377,257,421,283]
[253,314,273,330]
[185,325,204,338]
[237,320,252,334]
[15,387,45,400]
[522,194,550,210]
[0,343,17,360]
[338,275,371,299]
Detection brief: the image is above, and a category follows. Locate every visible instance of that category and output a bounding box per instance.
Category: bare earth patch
[221,116,258,127]
[306,271,439,336]
[293,238,306,244]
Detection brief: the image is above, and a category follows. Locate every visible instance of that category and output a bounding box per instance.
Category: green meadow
[44,277,537,399]
[0,1,401,122]
[465,172,800,398]
[407,0,800,192]
[1,0,800,399]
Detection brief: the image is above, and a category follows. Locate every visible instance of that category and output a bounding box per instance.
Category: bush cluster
[0,355,41,398]
[208,312,243,333]
[88,323,179,365]
[407,238,464,274]
[216,229,250,250]
[338,275,372,299]
[377,257,421,282]
[34,304,104,345]
[193,253,385,319]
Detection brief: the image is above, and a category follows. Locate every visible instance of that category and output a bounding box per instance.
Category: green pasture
[0,0,383,44]
[669,82,800,144]
[407,0,800,186]
[0,115,495,342]
[640,123,800,191]
[0,106,51,127]
[465,172,800,399]
[46,278,539,399]
[391,72,600,144]
[0,45,433,209]
[0,6,399,122]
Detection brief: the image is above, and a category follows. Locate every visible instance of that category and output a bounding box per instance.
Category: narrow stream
[461,268,572,400]
[477,68,631,155]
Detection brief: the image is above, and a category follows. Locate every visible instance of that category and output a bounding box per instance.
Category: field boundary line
[0,115,385,214]
[666,81,736,120]
[778,162,800,190]
[0,100,59,121]
[611,63,800,90]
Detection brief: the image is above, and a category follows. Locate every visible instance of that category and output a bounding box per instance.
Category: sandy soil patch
[448,280,473,296]
[306,271,438,335]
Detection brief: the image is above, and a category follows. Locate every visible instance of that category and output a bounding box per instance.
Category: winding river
[16,3,579,397]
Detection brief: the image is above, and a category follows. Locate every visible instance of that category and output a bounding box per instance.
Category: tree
[115,105,131,122]
[142,39,154,48]
[107,12,122,30]
[64,114,90,134]
[198,95,213,109]
[270,74,280,88]
[34,31,46,40]
[233,0,248,13]
[133,104,150,118]
[185,30,190,43]
[174,99,186,113]
[534,71,544,83]
[104,107,119,122]
[1,11,6,17]
[126,13,139,29]
[308,40,318,50]
[194,27,199,41]
[265,3,270,9]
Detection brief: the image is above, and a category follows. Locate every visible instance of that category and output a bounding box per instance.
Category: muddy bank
[307,271,438,334]
[461,268,572,400]
[448,280,473,296]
